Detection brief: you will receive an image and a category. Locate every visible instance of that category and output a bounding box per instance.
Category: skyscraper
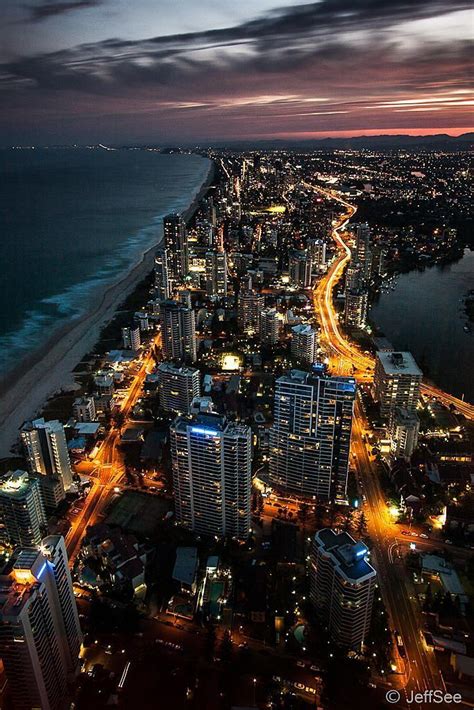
[163,213,188,282]
[0,471,46,547]
[390,407,420,459]
[308,238,327,273]
[260,308,280,346]
[289,249,312,288]
[344,288,368,328]
[0,535,82,710]
[160,299,197,363]
[154,248,171,300]
[310,529,376,649]
[237,289,264,335]
[291,324,318,365]
[354,223,372,281]
[121,325,141,351]
[21,418,74,491]
[157,362,201,414]
[374,351,422,420]
[205,250,228,297]
[170,413,252,539]
[269,370,356,500]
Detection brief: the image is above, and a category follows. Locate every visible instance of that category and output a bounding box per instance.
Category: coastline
[0,156,214,457]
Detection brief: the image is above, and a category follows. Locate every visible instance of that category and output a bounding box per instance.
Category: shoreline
[0,157,215,457]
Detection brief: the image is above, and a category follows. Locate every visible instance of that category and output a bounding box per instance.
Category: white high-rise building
[154,248,171,300]
[310,529,376,650]
[72,396,96,423]
[374,351,422,420]
[260,308,280,346]
[160,299,197,363]
[289,249,312,288]
[170,413,252,539]
[354,224,372,281]
[308,239,327,273]
[158,362,201,414]
[269,370,356,500]
[163,213,188,282]
[0,471,46,547]
[122,325,141,351]
[205,250,228,297]
[291,324,318,365]
[344,289,368,328]
[0,535,82,710]
[237,290,265,335]
[21,418,74,491]
[390,407,420,459]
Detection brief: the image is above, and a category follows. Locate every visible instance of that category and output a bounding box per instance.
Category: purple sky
[0,0,472,144]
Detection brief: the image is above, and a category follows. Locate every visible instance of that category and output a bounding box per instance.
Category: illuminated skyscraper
[170,413,252,539]
[260,308,280,346]
[21,418,73,491]
[163,213,188,282]
[121,325,141,351]
[160,299,197,363]
[374,351,422,420]
[154,248,171,300]
[310,529,376,649]
[0,471,46,547]
[237,289,264,335]
[291,324,318,365]
[205,250,228,297]
[0,535,82,710]
[289,249,312,288]
[344,288,368,328]
[157,362,201,414]
[269,370,356,500]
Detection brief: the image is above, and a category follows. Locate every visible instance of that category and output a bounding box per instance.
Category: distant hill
[195,132,474,151]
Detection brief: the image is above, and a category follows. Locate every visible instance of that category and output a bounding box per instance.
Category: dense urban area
[0,148,473,710]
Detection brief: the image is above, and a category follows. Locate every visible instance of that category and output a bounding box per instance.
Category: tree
[220,630,233,663]
[204,625,216,660]
[357,511,368,536]
[423,583,433,612]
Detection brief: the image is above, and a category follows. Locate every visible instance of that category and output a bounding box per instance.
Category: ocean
[0,148,210,376]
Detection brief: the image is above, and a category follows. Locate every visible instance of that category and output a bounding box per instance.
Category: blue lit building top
[314,528,376,584]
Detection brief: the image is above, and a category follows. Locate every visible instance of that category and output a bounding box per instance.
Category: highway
[66,336,161,561]
[303,181,469,707]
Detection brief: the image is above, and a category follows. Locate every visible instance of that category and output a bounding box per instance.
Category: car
[444,539,453,545]
[401,531,410,536]
[296,660,306,668]
[368,682,377,689]
[420,533,429,539]
[310,665,321,672]
[410,532,418,537]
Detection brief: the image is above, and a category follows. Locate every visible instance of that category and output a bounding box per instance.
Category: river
[370,249,474,404]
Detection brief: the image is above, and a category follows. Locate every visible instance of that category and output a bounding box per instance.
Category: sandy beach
[0,158,214,458]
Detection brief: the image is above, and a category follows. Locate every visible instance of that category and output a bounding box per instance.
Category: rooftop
[315,528,376,584]
[172,547,198,587]
[376,350,422,377]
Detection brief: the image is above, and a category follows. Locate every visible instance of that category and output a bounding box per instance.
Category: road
[66,336,161,561]
[304,182,471,707]
[304,180,474,420]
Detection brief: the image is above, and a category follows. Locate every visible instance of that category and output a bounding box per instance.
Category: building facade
[205,250,228,297]
[237,290,265,335]
[269,370,356,500]
[163,213,188,282]
[0,535,82,710]
[170,413,252,539]
[0,471,47,547]
[157,362,201,414]
[260,308,280,346]
[21,418,74,491]
[160,299,197,363]
[291,324,318,365]
[310,528,376,649]
[390,407,420,459]
[374,351,422,420]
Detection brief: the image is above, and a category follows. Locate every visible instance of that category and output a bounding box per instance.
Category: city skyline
[0,0,472,144]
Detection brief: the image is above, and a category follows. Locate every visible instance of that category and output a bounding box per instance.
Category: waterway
[370,250,474,404]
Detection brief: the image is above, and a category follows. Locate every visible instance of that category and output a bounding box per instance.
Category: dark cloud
[1,0,472,142]
[24,0,105,22]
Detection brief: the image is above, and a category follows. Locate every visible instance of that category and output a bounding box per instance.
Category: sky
[0,0,472,144]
